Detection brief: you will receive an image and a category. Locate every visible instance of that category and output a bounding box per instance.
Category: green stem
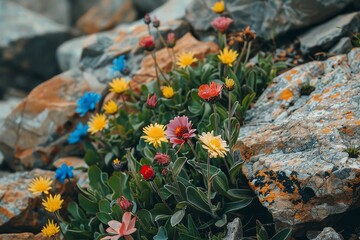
[126,149,141,189]
[234,41,248,74]
[150,51,161,93]
[121,94,128,112]
[54,211,66,238]
[244,41,252,65]
[223,33,227,48]
[227,91,232,147]
[212,104,219,135]
[188,141,200,163]
[207,155,214,216]
[156,28,173,65]
[151,181,173,213]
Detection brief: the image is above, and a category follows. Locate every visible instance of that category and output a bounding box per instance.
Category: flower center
[210,139,221,148]
[174,126,188,137]
[149,127,164,138]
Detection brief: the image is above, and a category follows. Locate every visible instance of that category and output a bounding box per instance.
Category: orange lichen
[310,93,323,102]
[332,83,343,88]
[355,120,360,125]
[285,75,292,81]
[329,92,341,99]
[263,191,277,203]
[289,69,298,75]
[278,89,294,101]
[322,128,331,134]
[344,111,354,119]
[323,88,330,93]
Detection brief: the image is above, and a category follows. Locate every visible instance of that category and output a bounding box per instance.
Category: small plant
[344,146,359,158]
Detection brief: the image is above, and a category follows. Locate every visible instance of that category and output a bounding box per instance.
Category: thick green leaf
[186,186,212,216]
[256,220,269,240]
[153,226,168,240]
[172,157,187,177]
[223,199,252,213]
[170,209,185,227]
[227,189,255,200]
[96,212,112,224]
[271,229,292,240]
[78,194,98,214]
[229,161,243,184]
[67,201,86,220]
[98,199,111,212]
[88,165,102,190]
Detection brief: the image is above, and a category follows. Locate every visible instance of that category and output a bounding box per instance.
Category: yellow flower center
[177,52,198,68]
[148,127,165,138]
[109,78,129,94]
[162,86,174,98]
[210,138,221,148]
[88,114,108,134]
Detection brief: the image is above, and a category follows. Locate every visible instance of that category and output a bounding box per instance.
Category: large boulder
[186,0,354,40]
[235,48,360,235]
[0,2,72,91]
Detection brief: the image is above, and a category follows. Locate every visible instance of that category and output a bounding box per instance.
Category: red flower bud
[139,164,156,181]
[166,33,176,48]
[161,168,169,176]
[198,82,223,103]
[139,35,155,51]
[144,13,151,25]
[153,16,160,28]
[117,196,133,211]
[146,93,157,109]
[154,153,170,166]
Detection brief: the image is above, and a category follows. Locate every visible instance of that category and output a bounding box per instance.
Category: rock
[76,0,137,34]
[132,0,167,13]
[329,37,353,55]
[0,232,34,240]
[312,227,343,240]
[222,218,243,240]
[53,157,87,169]
[236,48,360,234]
[186,0,353,40]
[299,12,360,54]
[0,2,72,90]
[9,0,71,26]
[70,0,100,26]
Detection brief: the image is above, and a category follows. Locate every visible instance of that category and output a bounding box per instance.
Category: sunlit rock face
[236,48,360,234]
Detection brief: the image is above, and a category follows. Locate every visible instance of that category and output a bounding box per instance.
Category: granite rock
[222,218,243,240]
[312,227,343,240]
[236,48,360,234]
[329,37,353,55]
[186,0,353,40]
[299,12,360,54]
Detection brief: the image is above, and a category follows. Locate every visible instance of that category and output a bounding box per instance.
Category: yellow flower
[141,123,168,148]
[104,100,118,114]
[162,86,174,98]
[88,113,108,134]
[113,158,120,164]
[42,194,64,213]
[28,177,52,195]
[212,1,225,14]
[199,131,229,158]
[41,220,60,237]
[218,48,238,67]
[176,52,198,68]
[224,77,235,91]
[109,78,129,94]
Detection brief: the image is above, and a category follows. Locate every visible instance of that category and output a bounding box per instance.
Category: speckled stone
[312,227,343,240]
[236,48,360,233]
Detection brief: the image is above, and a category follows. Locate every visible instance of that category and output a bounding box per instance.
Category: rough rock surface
[299,12,360,54]
[186,0,353,40]
[0,1,72,90]
[76,0,137,34]
[236,48,360,234]
[329,37,353,55]
[1,32,216,170]
[313,227,343,240]
[132,0,167,13]
[222,218,243,240]
[0,232,52,240]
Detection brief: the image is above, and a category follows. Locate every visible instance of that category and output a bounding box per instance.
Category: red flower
[154,153,170,166]
[139,36,155,51]
[211,17,233,33]
[146,93,157,109]
[117,196,133,211]
[198,82,223,103]
[139,165,155,181]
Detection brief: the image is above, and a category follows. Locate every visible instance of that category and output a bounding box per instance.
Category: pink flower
[211,17,233,33]
[167,33,176,48]
[139,36,155,51]
[154,153,170,166]
[101,212,137,240]
[166,116,196,150]
[117,196,133,211]
[146,93,157,109]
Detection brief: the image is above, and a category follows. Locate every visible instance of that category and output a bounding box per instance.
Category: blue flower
[76,92,101,117]
[55,164,74,183]
[108,55,126,77]
[67,122,88,144]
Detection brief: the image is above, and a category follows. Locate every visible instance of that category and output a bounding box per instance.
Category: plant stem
[234,41,248,74]
[244,41,252,65]
[187,141,200,163]
[223,33,227,48]
[212,104,219,135]
[54,211,67,237]
[151,181,173,213]
[150,51,161,93]
[227,91,232,147]
[121,94,128,112]
[126,149,141,189]
[207,155,214,215]
[156,28,173,65]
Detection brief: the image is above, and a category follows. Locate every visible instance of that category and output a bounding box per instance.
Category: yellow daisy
[42,194,64,213]
[113,158,120,165]
[162,86,174,98]
[41,219,60,237]
[212,1,225,14]
[28,177,52,195]
[176,52,198,68]
[88,113,108,134]
[104,100,118,115]
[109,78,129,94]
[141,123,168,148]
[218,48,239,67]
[224,77,235,91]
[199,131,229,158]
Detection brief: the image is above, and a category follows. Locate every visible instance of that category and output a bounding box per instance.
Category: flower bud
[161,168,169,176]
[117,196,133,211]
[139,164,156,181]
[166,33,176,48]
[224,77,235,91]
[154,153,170,166]
[144,13,151,25]
[146,93,157,109]
[211,17,233,33]
[152,16,160,28]
[139,36,155,51]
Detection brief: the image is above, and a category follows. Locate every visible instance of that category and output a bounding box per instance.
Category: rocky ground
[1,0,360,239]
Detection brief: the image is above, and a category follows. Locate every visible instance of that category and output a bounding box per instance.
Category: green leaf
[170,209,185,227]
[186,186,212,216]
[271,229,292,240]
[153,226,168,240]
[96,212,112,224]
[229,161,243,184]
[98,199,111,212]
[159,187,172,200]
[215,214,227,227]
[256,220,269,240]
[78,194,98,214]
[67,201,86,220]
[173,157,187,177]
[88,165,102,190]
[187,215,200,237]
[227,189,255,200]
[223,199,252,213]
[84,148,101,166]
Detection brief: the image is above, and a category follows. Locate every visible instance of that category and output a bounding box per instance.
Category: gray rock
[299,12,360,54]
[222,218,243,240]
[312,227,343,240]
[186,0,353,40]
[236,48,360,234]
[329,37,353,55]
[132,0,167,13]
[0,2,72,89]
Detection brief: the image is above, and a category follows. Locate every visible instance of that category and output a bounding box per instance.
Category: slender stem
[212,104,219,135]
[54,211,66,237]
[151,109,158,122]
[151,181,173,213]
[234,41,248,74]
[150,51,161,93]
[227,91,232,146]
[244,41,252,65]
[171,48,177,70]
[187,141,200,163]
[170,167,183,200]
[152,51,171,85]
[223,33,227,48]
[121,94,128,112]
[156,29,173,65]
[207,155,214,215]
[146,25,151,35]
